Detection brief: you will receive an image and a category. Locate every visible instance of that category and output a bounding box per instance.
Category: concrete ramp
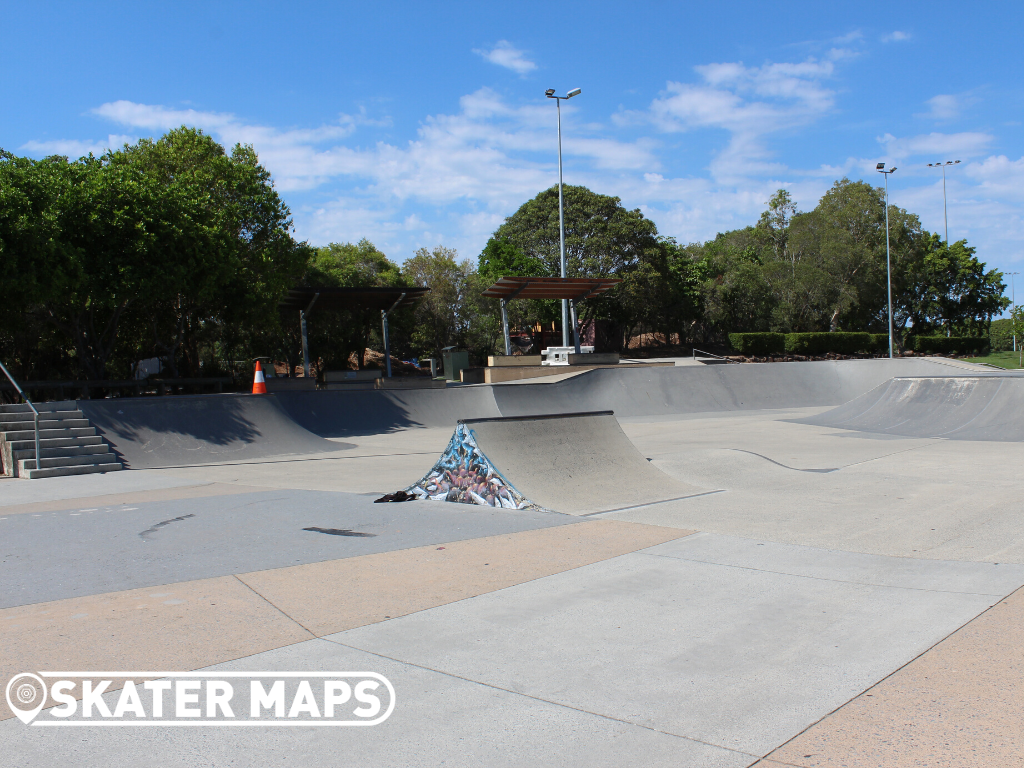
[406,411,704,515]
[80,394,346,468]
[796,375,1024,441]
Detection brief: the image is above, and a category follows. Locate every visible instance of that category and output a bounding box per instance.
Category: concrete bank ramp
[490,357,980,419]
[795,375,1024,440]
[406,411,704,515]
[80,394,345,468]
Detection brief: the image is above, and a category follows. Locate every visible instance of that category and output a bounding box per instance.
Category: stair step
[23,462,123,479]
[19,453,118,471]
[0,401,77,414]
[0,410,84,424]
[0,418,91,431]
[5,435,104,451]
[3,427,97,441]
[13,445,113,460]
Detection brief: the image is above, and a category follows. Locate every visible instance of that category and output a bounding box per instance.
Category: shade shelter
[278,286,429,378]
[482,277,622,357]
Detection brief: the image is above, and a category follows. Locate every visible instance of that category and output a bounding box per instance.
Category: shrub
[911,336,990,355]
[990,318,1013,352]
[728,332,786,356]
[784,332,873,355]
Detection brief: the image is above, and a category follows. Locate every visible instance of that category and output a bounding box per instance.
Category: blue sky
[4,0,1023,296]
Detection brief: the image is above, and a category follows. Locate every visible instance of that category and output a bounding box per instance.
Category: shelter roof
[278,286,429,312]
[481,276,622,301]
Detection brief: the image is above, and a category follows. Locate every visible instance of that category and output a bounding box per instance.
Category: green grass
[964,350,1024,369]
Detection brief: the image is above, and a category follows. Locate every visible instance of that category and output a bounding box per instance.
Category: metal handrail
[0,360,42,473]
[692,348,741,363]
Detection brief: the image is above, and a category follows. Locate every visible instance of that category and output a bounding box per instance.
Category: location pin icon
[6,673,47,724]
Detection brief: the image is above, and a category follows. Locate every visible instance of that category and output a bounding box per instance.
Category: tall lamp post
[546,87,582,348]
[1009,271,1020,352]
[877,163,897,359]
[927,160,961,246]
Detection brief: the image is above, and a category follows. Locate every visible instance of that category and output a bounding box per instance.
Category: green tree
[403,246,480,359]
[491,185,663,350]
[917,239,1008,336]
[113,128,307,378]
[298,239,408,372]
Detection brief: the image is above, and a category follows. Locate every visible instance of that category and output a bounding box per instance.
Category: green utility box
[442,348,470,382]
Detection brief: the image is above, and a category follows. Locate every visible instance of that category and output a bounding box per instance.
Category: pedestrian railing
[0,360,41,468]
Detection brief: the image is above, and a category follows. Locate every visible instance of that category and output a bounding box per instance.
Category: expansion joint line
[761,583,1024,763]
[319,636,762,761]
[231,574,318,639]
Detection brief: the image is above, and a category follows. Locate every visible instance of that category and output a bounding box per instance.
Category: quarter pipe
[406,411,705,515]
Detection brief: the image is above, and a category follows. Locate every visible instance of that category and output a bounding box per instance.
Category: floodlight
[567,88,582,98]
[891,167,897,172]
[545,89,556,97]
[876,162,885,169]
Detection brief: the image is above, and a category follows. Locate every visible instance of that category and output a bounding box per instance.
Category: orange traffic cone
[252,361,267,394]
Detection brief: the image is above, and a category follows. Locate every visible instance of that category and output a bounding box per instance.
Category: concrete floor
[1,404,1021,767]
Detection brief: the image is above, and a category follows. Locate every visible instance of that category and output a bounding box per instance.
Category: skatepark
[2,357,1023,767]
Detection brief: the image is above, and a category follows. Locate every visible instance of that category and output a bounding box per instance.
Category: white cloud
[19,134,135,158]
[473,41,537,76]
[882,31,910,43]
[919,94,960,121]
[877,131,994,160]
[638,59,835,182]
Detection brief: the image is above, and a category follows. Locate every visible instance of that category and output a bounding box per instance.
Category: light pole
[877,163,897,359]
[1009,271,1020,352]
[927,160,961,246]
[546,87,582,347]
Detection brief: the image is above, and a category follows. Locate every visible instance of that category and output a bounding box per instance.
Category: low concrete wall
[568,352,619,365]
[487,355,543,367]
[483,362,671,384]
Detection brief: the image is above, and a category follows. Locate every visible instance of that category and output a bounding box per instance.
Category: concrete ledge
[487,355,544,367]
[379,377,447,389]
[569,352,619,365]
[482,362,672,384]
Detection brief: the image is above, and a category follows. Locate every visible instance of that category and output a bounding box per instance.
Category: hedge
[910,336,989,355]
[728,333,785,356]
[869,333,890,352]
[784,332,872,355]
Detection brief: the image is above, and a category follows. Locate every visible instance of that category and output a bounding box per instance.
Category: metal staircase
[0,401,122,478]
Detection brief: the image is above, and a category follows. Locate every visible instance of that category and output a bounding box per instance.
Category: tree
[297,239,408,372]
[403,246,480,359]
[917,239,1007,336]
[490,185,663,350]
[113,128,307,378]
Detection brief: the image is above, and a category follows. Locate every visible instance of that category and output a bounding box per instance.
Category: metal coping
[458,410,614,425]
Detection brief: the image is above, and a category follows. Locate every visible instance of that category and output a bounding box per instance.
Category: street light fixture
[927,160,961,246]
[877,163,897,359]
[546,87,582,347]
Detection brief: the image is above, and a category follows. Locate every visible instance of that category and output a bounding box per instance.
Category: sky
[3,0,1024,298]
